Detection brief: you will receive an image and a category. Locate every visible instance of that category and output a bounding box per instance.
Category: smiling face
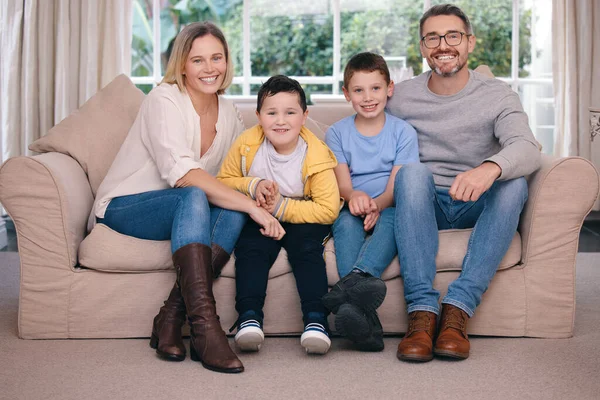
[420,14,475,78]
[256,92,308,155]
[183,34,227,96]
[342,70,394,122]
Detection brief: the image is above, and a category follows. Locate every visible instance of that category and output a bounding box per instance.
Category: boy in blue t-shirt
[324,52,419,351]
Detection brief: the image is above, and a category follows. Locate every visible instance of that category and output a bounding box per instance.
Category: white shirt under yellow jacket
[217,125,341,225]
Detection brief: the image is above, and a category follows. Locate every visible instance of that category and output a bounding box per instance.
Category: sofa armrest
[519,154,599,264]
[0,152,94,269]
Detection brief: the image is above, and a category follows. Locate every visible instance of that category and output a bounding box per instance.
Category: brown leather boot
[149,243,232,361]
[211,243,230,279]
[149,283,186,361]
[174,242,244,373]
[434,304,470,359]
[396,311,437,362]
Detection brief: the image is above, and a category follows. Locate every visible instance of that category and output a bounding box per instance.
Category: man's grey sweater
[386,70,541,188]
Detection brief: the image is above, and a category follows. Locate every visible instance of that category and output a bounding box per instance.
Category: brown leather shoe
[174,243,244,373]
[434,304,470,359]
[397,311,437,362]
[149,283,186,361]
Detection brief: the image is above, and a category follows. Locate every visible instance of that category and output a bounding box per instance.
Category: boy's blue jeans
[100,187,247,254]
[332,206,397,279]
[393,163,528,317]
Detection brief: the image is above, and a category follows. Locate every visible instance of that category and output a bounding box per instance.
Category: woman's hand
[248,205,286,240]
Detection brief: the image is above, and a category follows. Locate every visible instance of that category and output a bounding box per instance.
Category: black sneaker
[354,311,384,352]
[322,271,387,314]
[334,304,384,352]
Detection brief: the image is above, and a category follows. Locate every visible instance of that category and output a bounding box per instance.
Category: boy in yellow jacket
[218,75,340,355]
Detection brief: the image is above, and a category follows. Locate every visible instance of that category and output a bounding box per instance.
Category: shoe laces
[304,322,329,336]
[408,312,433,333]
[442,308,467,332]
[229,311,262,333]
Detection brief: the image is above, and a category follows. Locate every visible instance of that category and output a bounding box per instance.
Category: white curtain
[0,0,133,162]
[553,0,600,210]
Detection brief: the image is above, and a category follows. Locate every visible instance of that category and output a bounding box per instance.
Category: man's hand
[449,162,502,202]
[255,180,279,208]
[348,191,378,216]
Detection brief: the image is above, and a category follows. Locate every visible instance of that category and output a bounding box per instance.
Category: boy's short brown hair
[257,75,307,113]
[343,52,391,89]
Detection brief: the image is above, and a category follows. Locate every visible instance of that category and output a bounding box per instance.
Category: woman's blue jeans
[393,163,528,317]
[100,187,247,254]
[332,206,397,279]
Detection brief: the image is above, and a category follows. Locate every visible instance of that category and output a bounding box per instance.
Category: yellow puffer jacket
[217,124,341,224]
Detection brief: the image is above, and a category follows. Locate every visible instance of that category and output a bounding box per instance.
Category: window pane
[518,83,555,154]
[250,1,333,77]
[226,84,243,96]
[160,0,243,76]
[341,0,421,75]
[305,85,333,103]
[431,0,513,77]
[520,0,552,79]
[131,0,153,77]
[135,84,154,95]
[249,83,331,103]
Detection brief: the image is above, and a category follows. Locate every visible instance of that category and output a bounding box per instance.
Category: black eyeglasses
[421,32,471,49]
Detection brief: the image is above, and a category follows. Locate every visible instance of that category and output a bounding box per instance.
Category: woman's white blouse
[91,83,244,226]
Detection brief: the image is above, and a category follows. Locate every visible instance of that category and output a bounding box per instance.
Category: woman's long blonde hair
[161,22,234,95]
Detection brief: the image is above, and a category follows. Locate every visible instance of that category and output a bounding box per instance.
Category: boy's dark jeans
[234,220,331,321]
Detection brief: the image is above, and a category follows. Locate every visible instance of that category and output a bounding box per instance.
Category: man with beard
[386,4,540,362]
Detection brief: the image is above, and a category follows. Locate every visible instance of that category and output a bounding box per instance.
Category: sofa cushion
[29,74,145,196]
[79,224,522,285]
[78,224,292,279]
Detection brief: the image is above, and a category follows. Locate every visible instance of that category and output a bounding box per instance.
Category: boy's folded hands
[348,190,380,231]
[362,209,380,231]
[255,179,281,214]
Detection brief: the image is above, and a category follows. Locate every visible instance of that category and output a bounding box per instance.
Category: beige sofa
[0,74,598,340]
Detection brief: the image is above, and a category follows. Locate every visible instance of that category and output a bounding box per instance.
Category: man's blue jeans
[100,187,247,253]
[393,163,528,317]
[332,206,397,279]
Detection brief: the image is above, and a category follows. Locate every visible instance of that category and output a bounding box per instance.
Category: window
[131,0,554,153]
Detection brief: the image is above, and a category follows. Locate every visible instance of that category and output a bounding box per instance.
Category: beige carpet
[0,252,599,400]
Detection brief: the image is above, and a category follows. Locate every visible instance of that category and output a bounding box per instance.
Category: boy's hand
[261,192,281,214]
[348,191,378,216]
[255,180,279,207]
[363,208,380,231]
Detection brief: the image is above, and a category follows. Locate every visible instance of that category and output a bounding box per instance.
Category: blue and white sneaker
[301,314,331,355]
[234,311,264,352]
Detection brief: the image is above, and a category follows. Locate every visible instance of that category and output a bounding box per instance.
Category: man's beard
[434,64,460,77]
[428,53,466,77]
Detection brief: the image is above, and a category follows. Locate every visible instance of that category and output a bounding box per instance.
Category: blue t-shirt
[325,112,419,198]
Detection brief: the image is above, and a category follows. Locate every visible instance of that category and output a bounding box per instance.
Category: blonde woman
[93,22,285,374]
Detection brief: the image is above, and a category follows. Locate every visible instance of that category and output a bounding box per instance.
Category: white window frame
[130,0,552,98]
